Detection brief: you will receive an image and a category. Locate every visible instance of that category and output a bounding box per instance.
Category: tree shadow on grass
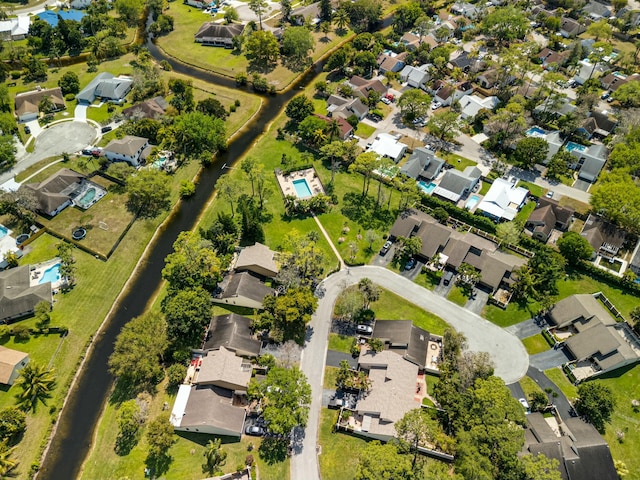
[145,452,173,478]
[258,437,289,465]
[341,192,396,231]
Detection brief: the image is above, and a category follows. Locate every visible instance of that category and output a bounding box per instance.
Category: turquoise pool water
[417,181,437,195]
[566,141,587,153]
[153,157,167,169]
[76,188,96,208]
[466,195,480,210]
[525,126,546,137]
[0,225,7,239]
[39,263,61,285]
[293,179,313,198]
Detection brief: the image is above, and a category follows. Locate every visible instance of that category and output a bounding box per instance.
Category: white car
[519,398,530,413]
[356,324,373,335]
[546,191,554,199]
[431,101,442,110]
[381,97,391,105]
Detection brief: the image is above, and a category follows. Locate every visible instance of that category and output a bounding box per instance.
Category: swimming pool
[525,126,547,138]
[466,195,480,210]
[0,225,8,239]
[293,179,313,198]
[39,263,61,285]
[76,188,96,209]
[417,181,437,195]
[565,141,587,153]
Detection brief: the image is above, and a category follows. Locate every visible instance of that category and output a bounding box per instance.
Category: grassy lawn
[440,152,476,171]
[423,373,440,397]
[328,333,354,354]
[516,180,545,198]
[479,180,491,195]
[355,122,376,139]
[544,367,578,400]
[414,269,441,291]
[447,286,467,307]
[521,334,551,355]
[514,200,536,224]
[86,103,113,125]
[324,366,339,389]
[519,376,545,401]
[559,196,590,216]
[372,288,449,335]
[318,409,370,480]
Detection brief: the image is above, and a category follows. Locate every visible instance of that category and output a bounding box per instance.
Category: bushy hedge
[419,196,497,234]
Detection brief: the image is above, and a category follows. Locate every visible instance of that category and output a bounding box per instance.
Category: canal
[37,41,324,479]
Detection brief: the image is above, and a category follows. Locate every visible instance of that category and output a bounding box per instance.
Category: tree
[216,174,243,217]
[15,363,56,412]
[276,231,326,288]
[358,278,380,309]
[0,441,17,478]
[56,241,76,286]
[249,0,268,29]
[612,81,640,108]
[34,300,51,330]
[248,366,311,435]
[168,111,226,158]
[481,6,529,46]
[239,194,265,243]
[0,407,26,444]
[427,111,460,141]
[0,86,10,113]
[355,441,413,480]
[285,95,314,124]
[115,399,143,455]
[333,8,349,33]
[201,212,239,256]
[298,115,329,146]
[319,0,331,22]
[398,89,431,123]
[259,287,317,344]
[202,438,227,475]
[456,262,481,294]
[162,231,223,291]
[590,173,640,233]
[513,137,549,169]
[496,221,521,245]
[0,135,17,170]
[345,0,381,32]
[146,413,174,475]
[575,382,616,432]
[282,27,315,68]
[334,286,364,321]
[280,0,291,22]
[520,454,562,480]
[586,19,613,42]
[557,231,594,265]
[546,150,573,180]
[196,97,227,120]
[392,2,422,34]
[223,6,239,24]
[109,312,167,388]
[58,71,80,95]
[162,286,212,353]
[240,156,259,197]
[364,229,380,252]
[115,0,141,26]
[126,169,171,218]
[396,408,451,467]
[349,151,379,196]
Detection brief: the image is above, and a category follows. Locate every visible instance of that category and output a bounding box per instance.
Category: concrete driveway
[506,317,547,339]
[464,287,489,315]
[530,346,573,370]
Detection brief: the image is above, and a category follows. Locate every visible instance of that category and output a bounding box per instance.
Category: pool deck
[30,257,63,290]
[0,226,20,264]
[275,167,325,199]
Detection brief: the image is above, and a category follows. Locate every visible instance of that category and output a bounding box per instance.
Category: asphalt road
[290,265,529,480]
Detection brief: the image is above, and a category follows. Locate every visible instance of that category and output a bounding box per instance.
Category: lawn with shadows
[414,269,442,291]
[328,333,354,354]
[319,409,370,480]
[521,334,551,355]
[544,367,578,401]
[324,366,339,389]
[447,286,468,307]
[372,288,449,335]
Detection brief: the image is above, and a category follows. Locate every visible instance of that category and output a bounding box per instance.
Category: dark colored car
[405,258,416,270]
[24,125,31,134]
[245,425,265,436]
[101,126,113,133]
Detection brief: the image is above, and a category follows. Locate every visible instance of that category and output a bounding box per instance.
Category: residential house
[451,1,479,19]
[76,72,133,104]
[433,83,455,107]
[399,148,445,181]
[0,347,29,386]
[36,9,85,27]
[314,114,353,140]
[122,96,168,120]
[582,1,612,20]
[459,95,499,120]
[572,144,608,183]
[400,32,437,51]
[234,242,279,279]
[70,0,92,8]
[432,166,481,203]
[538,47,570,70]
[14,87,65,123]
[0,16,30,40]
[560,16,586,38]
[573,59,607,85]
[476,178,529,221]
[290,2,320,25]
[23,168,86,217]
[103,135,151,167]
[367,133,407,163]
[348,76,387,99]
[533,97,577,119]
[326,95,369,121]
[203,314,262,358]
[370,320,441,371]
[476,68,515,90]
[0,265,52,323]
[580,214,626,259]
[194,22,245,47]
[526,197,575,242]
[599,72,640,92]
[525,412,618,480]
[352,349,421,441]
[170,347,252,437]
[399,64,430,89]
[213,271,275,310]
[577,111,617,140]
[547,294,640,381]
[448,52,484,73]
[377,52,407,75]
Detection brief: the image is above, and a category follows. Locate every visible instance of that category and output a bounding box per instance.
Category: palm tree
[326,119,341,142]
[15,363,56,412]
[0,441,17,477]
[333,9,349,33]
[312,128,327,146]
[202,439,227,475]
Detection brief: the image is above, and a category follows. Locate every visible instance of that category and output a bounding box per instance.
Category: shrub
[64,93,75,101]
[419,197,497,234]
[179,180,196,198]
[235,72,247,86]
[234,99,240,107]
[10,71,21,79]
[0,407,26,443]
[166,363,187,392]
[229,104,237,113]
[12,324,30,341]
[245,454,254,466]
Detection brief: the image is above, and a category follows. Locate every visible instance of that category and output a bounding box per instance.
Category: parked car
[245,425,265,436]
[24,125,31,135]
[328,397,346,409]
[356,324,373,335]
[380,240,392,256]
[519,398,530,413]
[81,147,93,155]
[381,97,391,105]
[601,91,610,100]
[607,96,614,103]
[368,113,382,122]
[384,93,395,102]
[101,126,112,133]
[545,191,554,199]
[431,101,442,110]
[443,270,454,286]
[405,258,417,270]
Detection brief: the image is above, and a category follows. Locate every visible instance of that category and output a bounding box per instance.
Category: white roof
[477,178,529,221]
[460,95,499,118]
[169,384,192,427]
[367,133,407,162]
[0,16,30,36]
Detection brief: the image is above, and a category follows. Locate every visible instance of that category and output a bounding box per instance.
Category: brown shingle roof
[14,87,65,118]
[0,346,28,384]
[23,168,84,215]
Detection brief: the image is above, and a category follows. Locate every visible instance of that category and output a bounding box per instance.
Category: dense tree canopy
[245,30,280,70]
[590,172,640,234]
[282,27,315,68]
[513,137,549,169]
[126,169,171,218]
[355,441,413,480]
[557,231,594,265]
[168,111,226,158]
[161,286,212,353]
[481,6,529,45]
[575,382,616,432]
[286,95,315,124]
[162,231,223,292]
[259,287,317,344]
[398,89,431,122]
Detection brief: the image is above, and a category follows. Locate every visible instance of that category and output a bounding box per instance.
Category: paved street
[527,366,577,422]
[291,265,529,480]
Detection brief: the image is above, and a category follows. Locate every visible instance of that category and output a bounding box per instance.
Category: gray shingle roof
[0,266,52,322]
[203,313,261,357]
